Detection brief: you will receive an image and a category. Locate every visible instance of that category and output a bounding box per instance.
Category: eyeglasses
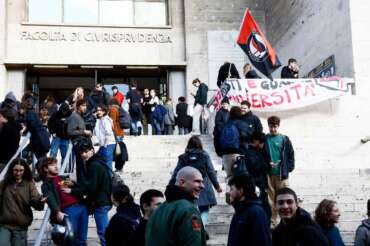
[277,199,295,206]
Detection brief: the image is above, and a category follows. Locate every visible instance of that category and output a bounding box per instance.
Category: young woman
[67,87,85,109]
[169,136,222,232]
[94,104,116,174]
[0,158,46,246]
[141,88,152,135]
[315,199,345,246]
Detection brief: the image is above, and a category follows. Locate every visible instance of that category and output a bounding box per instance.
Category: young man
[40,157,88,246]
[126,82,143,136]
[105,184,141,246]
[240,100,263,145]
[62,137,112,246]
[146,166,206,246]
[227,174,271,246]
[272,188,329,246]
[281,58,299,79]
[243,63,261,79]
[89,83,110,107]
[190,78,209,135]
[133,189,164,246]
[354,199,370,246]
[111,85,124,105]
[244,132,272,223]
[266,115,295,227]
[213,97,230,157]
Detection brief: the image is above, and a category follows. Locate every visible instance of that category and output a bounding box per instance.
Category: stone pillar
[6,70,26,100]
[0,0,6,98]
[168,70,186,103]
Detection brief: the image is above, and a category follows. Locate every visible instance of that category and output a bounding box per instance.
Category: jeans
[179,127,189,135]
[131,121,142,135]
[64,204,89,246]
[94,205,111,246]
[50,137,69,164]
[199,206,210,226]
[97,144,116,175]
[0,226,27,246]
[152,118,162,135]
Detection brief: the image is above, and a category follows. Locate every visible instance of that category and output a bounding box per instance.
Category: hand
[61,187,72,194]
[63,180,74,187]
[56,211,66,223]
[40,196,48,203]
[84,130,92,136]
[190,92,195,97]
[270,162,278,168]
[216,187,223,193]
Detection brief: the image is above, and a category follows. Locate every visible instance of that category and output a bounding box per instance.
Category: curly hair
[314,199,336,227]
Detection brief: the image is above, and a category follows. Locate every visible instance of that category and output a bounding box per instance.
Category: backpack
[231,155,249,177]
[219,122,240,152]
[119,107,131,129]
[54,117,69,139]
[178,151,207,178]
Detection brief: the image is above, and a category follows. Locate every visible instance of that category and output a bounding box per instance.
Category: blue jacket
[151,104,167,123]
[228,200,271,246]
[321,225,345,246]
[194,83,208,106]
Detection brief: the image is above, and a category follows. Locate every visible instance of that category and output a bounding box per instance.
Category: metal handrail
[0,132,31,181]
[33,141,73,246]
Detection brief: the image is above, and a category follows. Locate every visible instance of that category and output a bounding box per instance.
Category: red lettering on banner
[284,90,291,103]
[247,80,257,89]
[290,84,302,100]
[304,84,316,97]
[271,92,284,105]
[251,94,261,108]
[260,94,272,108]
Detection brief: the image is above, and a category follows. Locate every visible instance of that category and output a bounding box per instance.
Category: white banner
[213,77,354,112]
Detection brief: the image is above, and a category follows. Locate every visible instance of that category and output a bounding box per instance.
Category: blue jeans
[64,204,89,246]
[50,137,69,164]
[131,121,142,135]
[97,144,115,175]
[179,127,189,135]
[152,118,161,135]
[94,205,111,246]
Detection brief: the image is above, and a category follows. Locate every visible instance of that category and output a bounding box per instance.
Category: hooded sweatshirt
[354,219,370,246]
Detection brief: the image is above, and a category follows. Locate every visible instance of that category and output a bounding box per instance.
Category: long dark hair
[3,158,33,186]
[314,199,337,227]
[186,136,203,151]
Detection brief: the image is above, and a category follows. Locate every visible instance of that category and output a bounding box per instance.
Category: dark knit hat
[221,97,230,104]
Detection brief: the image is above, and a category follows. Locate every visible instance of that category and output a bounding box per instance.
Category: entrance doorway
[26,66,169,105]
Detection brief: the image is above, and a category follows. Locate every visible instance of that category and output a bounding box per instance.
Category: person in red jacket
[112,86,124,105]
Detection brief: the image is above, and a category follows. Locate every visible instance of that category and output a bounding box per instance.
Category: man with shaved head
[145,166,206,246]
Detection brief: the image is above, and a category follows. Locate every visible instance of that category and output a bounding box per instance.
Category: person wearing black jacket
[245,132,272,223]
[217,62,240,87]
[105,184,141,246]
[243,63,261,79]
[62,137,112,246]
[240,100,263,146]
[190,78,209,135]
[132,189,164,246]
[48,103,72,164]
[281,58,299,79]
[266,116,294,227]
[273,187,329,246]
[0,108,21,168]
[213,97,230,157]
[176,96,191,135]
[88,83,110,108]
[227,174,271,246]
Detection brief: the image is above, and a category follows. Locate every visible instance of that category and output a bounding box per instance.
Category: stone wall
[184,0,265,98]
[264,0,354,77]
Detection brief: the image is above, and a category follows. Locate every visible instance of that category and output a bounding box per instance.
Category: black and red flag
[237,9,281,79]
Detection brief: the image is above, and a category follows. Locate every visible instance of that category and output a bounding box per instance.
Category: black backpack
[54,117,69,139]
[231,156,249,177]
[178,151,207,178]
[119,107,131,129]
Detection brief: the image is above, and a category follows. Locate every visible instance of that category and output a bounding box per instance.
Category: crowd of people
[0,58,368,246]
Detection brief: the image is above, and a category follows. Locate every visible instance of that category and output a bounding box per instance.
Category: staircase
[28,135,370,245]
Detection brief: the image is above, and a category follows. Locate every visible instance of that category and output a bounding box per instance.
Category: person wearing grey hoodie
[164,98,175,135]
[354,199,370,246]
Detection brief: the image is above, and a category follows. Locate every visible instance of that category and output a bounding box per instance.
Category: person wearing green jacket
[145,166,206,246]
[62,137,112,246]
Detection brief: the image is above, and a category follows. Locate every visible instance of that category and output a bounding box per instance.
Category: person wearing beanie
[105,184,142,246]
